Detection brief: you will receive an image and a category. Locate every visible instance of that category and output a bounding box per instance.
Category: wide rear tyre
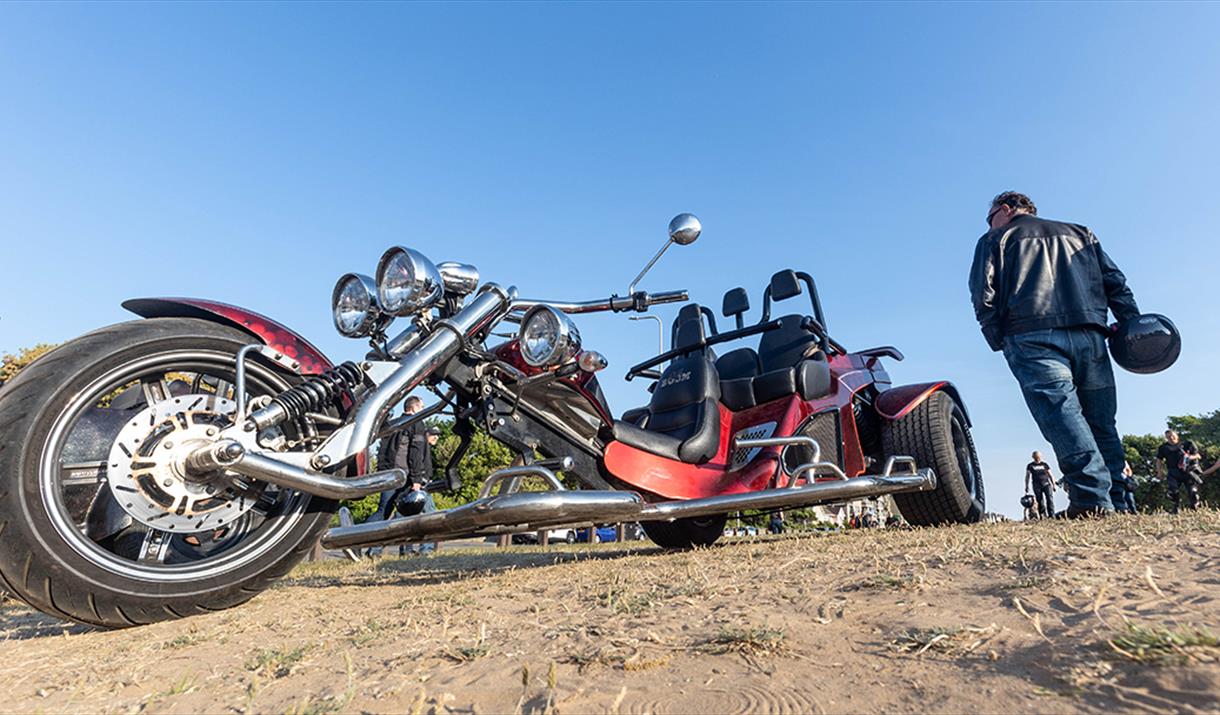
[0,318,335,628]
[642,514,727,549]
[882,391,985,526]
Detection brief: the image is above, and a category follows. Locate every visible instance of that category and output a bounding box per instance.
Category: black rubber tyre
[0,318,335,628]
[881,391,985,526]
[564,531,576,544]
[642,514,727,549]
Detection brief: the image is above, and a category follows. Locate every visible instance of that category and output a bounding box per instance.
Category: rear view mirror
[629,213,702,294]
[667,213,702,245]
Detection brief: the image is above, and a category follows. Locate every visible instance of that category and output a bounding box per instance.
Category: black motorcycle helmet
[1109,314,1181,374]
[393,487,428,517]
[1020,494,1035,509]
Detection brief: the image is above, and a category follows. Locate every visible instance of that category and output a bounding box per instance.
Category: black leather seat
[612,305,722,464]
[716,348,761,411]
[752,314,833,404]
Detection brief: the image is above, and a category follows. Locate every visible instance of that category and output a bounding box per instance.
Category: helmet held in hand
[1109,313,1181,374]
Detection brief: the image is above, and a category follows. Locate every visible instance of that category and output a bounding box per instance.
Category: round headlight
[375,247,444,316]
[518,305,581,368]
[332,273,382,337]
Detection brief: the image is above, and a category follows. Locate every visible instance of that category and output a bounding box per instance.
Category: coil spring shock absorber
[246,362,364,432]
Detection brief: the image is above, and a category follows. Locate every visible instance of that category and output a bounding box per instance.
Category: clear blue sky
[2,2,1217,518]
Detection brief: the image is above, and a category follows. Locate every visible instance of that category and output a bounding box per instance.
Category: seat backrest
[716,347,761,380]
[646,353,720,441]
[671,303,708,352]
[758,315,821,372]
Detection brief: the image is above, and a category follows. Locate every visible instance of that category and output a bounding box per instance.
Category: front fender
[874,381,972,426]
[122,297,333,375]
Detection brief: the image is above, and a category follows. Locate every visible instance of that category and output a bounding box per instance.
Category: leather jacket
[969,213,1140,351]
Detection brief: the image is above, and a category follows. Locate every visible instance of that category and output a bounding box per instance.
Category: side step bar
[320,463,937,551]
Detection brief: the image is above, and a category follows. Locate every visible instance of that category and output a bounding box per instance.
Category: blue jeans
[1002,327,1124,511]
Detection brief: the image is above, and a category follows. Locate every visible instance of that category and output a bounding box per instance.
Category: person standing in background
[1156,430,1193,513]
[365,396,425,557]
[1117,460,1138,514]
[1025,451,1056,518]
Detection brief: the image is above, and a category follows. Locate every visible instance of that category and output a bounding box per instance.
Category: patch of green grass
[348,618,391,647]
[700,626,787,657]
[163,630,208,649]
[246,645,311,679]
[163,674,196,696]
[1000,575,1052,591]
[444,644,490,662]
[852,572,921,591]
[1108,625,1220,665]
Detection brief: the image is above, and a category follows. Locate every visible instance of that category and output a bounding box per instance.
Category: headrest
[672,303,707,351]
[769,270,802,301]
[722,287,750,317]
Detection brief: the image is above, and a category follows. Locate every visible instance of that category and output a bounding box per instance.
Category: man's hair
[404,396,424,413]
[991,191,1037,216]
[1031,451,1041,459]
[1166,429,1178,438]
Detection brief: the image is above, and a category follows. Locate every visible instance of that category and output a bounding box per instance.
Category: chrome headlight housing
[375,247,444,316]
[332,273,382,338]
[518,305,582,368]
[436,261,480,296]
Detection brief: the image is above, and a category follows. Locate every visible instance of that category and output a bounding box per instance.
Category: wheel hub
[106,394,265,533]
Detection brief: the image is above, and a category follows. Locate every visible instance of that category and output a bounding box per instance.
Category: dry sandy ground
[2,511,1219,714]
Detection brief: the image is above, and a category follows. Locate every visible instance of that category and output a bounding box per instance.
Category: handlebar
[510,289,687,316]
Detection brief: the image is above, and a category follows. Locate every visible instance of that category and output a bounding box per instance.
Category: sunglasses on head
[986,205,1003,227]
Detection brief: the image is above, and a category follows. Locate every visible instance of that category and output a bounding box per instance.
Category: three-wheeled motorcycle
[0,213,984,628]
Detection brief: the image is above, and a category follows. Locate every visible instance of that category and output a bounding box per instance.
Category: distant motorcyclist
[970,191,1140,518]
[1024,451,1056,518]
[1156,430,1197,513]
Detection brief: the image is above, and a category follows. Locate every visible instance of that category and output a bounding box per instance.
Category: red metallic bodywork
[603,353,880,500]
[122,298,333,375]
[491,340,614,423]
[874,381,970,425]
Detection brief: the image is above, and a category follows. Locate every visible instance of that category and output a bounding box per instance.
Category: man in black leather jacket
[970,192,1141,517]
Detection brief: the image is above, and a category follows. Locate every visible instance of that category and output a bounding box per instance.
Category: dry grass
[699,626,788,657]
[1,510,1218,714]
[891,624,1000,657]
[1107,624,1220,665]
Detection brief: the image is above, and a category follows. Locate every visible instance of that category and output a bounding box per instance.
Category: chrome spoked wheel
[39,349,311,582]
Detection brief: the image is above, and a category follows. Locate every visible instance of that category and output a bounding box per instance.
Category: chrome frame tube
[310,283,515,467]
[186,439,406,499]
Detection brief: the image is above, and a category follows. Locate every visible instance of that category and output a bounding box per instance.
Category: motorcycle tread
[882,391,977,526]
[0,318,332,628]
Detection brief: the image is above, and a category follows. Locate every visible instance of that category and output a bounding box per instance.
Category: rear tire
[642,514,727,549]
[882,391,985,526]
[0,319,335,628]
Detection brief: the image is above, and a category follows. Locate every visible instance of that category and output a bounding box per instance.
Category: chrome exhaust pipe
[320,465,936,550]
[187,439,407,500]
[321,489,645,550]
[638,469,936,522]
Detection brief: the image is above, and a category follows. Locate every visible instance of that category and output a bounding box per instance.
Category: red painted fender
[122,297,333,375]
[874,381,972,426]
[120,298,367,474]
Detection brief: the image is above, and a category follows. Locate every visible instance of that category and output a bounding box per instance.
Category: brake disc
[106,393,266,533]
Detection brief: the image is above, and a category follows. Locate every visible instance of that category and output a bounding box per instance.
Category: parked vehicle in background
[511,527,577,545]
[577,525,620,543]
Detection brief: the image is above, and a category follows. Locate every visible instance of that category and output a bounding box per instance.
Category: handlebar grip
[646,290,688,305]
